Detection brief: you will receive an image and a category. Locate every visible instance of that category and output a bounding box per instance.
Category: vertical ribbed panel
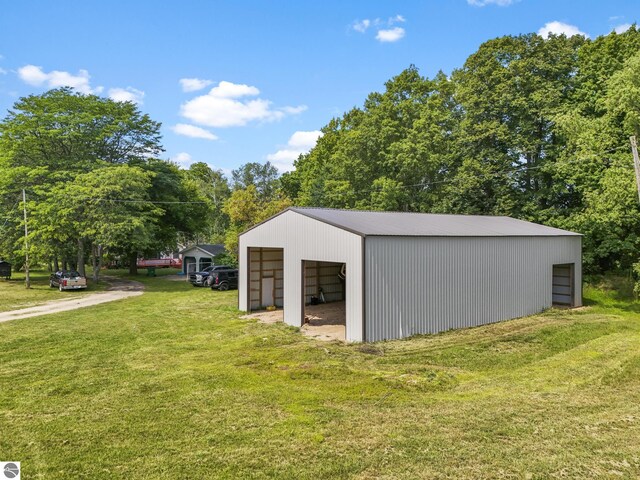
[364,236,582,342]
[239,211,364,341]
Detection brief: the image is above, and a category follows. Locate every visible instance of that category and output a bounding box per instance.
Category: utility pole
[22,188,30,289]
[631,136,640,204]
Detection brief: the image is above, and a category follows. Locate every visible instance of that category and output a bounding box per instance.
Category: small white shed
[238,208,582,342]
[180,244,226,274]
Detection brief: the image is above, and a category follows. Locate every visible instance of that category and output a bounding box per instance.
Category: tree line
[2,28,640,278]
[282,28,640,274]
[0,88,286,280]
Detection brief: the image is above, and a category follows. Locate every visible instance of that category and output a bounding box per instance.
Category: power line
[1,195,206,236]
[84,199,207,204]
[10,144,630,206]
[14,193,208,205]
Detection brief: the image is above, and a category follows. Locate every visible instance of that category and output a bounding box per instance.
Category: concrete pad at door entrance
[242,301,346,342]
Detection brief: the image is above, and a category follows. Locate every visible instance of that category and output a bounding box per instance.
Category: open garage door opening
[302,260,346,341]
[552,263,575,307]
[248,248,284,312]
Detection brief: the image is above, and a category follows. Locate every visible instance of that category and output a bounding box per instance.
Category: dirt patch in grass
[243,302,346,341]
[242,309,284,324]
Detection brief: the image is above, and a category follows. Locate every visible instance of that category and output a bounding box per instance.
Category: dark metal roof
[290,207,581,237]
[180,244,226,256]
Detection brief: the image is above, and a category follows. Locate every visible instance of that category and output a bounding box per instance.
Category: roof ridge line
[291,206,509,218]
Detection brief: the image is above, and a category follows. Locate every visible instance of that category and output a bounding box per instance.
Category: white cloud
[467,0,514,6]
[171,152,194,168]
[353,15,405,36]
[108,87,145,104]
[267,130,323,173]
[287,130,323,148]
[171,123,218,140]
[182,97,275,127]
[15,65,149,105]
[376,27,405,43]
[281,105,308,115]
[538,21,589,39]
[18,65,48,84]
[0,68,6,75]
[209,81,260,98]
[353,19,371,33]
[614,23,632,34]
[180,80,305,128]
[179,77,214,92]
[17,64,97,94]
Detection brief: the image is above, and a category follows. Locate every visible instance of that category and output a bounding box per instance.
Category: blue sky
[0,0,637,176]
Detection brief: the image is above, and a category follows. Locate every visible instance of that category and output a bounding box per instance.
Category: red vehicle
[136,258,182,269]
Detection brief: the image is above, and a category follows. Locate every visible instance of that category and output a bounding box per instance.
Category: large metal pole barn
[238,208,582,343]
[239,209,365,341]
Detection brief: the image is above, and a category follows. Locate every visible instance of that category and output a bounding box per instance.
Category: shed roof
[289,208,580,237]
[179,244,226,256]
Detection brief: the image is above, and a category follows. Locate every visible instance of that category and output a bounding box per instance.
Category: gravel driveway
[0,277,144,323]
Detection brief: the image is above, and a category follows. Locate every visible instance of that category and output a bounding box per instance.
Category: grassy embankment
[0,272,638,478]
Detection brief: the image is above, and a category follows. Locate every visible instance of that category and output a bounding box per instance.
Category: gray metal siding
[365,236,582,342]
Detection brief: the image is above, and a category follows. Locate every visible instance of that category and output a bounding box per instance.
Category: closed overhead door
[552,264,574,306]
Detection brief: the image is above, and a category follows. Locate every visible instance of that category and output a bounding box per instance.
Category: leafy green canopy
[184,162,231,243]
[285,28,640,273]
[0,88,212,277]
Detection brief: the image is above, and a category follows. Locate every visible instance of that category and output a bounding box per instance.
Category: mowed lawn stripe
[0,275,639,478]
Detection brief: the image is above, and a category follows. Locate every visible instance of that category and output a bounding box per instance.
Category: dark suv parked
[210,269,239,291]
[189,265,233,287]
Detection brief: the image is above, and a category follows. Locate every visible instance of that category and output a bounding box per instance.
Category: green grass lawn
[0,275,639,479]
[0,270,108,313]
